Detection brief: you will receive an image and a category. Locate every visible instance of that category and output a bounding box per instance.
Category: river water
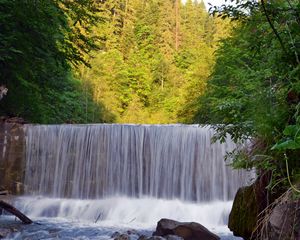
[2,197,243,239]
[1,124,251,239]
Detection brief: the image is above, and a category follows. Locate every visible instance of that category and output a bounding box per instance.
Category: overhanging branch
[261,0,287,55]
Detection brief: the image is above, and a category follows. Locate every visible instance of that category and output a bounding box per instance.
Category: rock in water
[165,235,184,240]
[228,185,258,239]
[228,172,270,239]
[0,228,12,238]
[148,237,166,240]
[114,233,130,240]
[153,219,220,240]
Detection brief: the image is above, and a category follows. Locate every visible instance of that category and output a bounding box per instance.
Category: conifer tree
[79,0,231,123]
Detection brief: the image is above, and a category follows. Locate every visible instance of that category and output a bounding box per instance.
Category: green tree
[79,0,231,124]
[196,0,300,190]
[0,0,113,123]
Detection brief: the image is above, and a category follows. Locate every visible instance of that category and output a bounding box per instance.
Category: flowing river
[2,124,252,239]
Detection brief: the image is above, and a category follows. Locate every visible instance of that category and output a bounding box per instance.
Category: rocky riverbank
[228,172,300,240]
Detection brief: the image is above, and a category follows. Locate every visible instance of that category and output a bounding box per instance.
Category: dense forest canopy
[0,0,230,124]
[79,0,231,123]
[0,0,110,123]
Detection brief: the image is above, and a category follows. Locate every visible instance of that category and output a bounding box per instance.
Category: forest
[0,0,230,123]
[197,0,300,195]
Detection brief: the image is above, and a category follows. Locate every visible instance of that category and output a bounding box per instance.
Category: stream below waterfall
[1,124,252,239]
[1,197,242,239]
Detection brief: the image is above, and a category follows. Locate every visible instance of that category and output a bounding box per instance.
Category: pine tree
[79,0,232,123]
[155,0,176,61]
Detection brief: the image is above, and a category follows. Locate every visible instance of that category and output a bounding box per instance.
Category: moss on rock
[228,173,271,239]
[228,185,258,239]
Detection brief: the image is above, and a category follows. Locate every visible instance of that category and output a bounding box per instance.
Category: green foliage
[196,0,300,191]
[79,0,229,123]
[0,0,231,124]
[272,124,300,150]
[0,0,113,123]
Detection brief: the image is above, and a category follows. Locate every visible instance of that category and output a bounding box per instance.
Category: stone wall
[0,122,25,194]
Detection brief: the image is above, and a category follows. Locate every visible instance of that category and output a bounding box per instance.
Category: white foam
[15,196,233,232]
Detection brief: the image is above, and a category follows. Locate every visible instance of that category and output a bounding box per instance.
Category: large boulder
[267,199,300,240]
[228,172,271,239]
[153,219,220,240]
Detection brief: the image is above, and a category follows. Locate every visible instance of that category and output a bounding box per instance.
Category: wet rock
[126,230,140,240]
[112,232,121,238]
[153,218,219,240]
[165,234,184,240]
[112,230,141,240]
[148,237,165,240]
[267,200,300,240]
[137,235,148,240]
[0,228,12,238]
[126,229,140,237]
[127,229,140,236]
[228,172,271,239]
[114,233,131,240]
[228,185,257,239]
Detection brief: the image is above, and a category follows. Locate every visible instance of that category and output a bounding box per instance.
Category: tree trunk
[0,200,32,224]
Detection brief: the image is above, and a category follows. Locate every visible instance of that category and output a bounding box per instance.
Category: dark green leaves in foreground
[272,125,300,150]
[0,0,112,123]
[196,0,300,189]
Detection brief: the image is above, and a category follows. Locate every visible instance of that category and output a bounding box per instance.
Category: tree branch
[0,200,32,224]
[261,0,287,55]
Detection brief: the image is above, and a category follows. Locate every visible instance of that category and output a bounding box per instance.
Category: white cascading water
[16,124,252,235]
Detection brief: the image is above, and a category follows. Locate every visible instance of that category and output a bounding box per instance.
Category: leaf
[9,48,23,54]
[283,125,300,137]
[272,139,300,150]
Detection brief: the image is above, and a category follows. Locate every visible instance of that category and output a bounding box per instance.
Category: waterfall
[24,124,249,202]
